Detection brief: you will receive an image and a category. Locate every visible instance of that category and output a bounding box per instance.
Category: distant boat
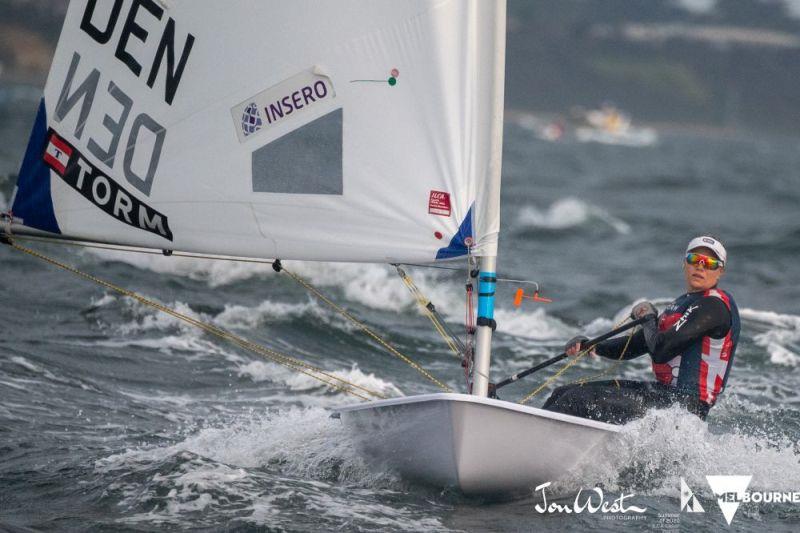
[575,105,658,147]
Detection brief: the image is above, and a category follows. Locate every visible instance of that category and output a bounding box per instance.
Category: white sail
[10,0,505,264]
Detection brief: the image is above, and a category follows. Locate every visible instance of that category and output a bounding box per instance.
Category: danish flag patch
[43,133,72,175]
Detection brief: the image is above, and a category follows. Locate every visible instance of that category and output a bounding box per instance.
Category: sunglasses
[686,253,724,270]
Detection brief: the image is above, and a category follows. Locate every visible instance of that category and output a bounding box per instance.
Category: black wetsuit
[543,288,740,424]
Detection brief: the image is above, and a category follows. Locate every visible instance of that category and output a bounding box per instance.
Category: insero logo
[241,102,263,137]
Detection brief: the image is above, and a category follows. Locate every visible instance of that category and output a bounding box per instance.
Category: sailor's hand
[630,301,657,321]
[565,335,589,357]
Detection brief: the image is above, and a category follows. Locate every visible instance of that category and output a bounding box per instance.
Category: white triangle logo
[706,475,752,525]
[680,478,705,512]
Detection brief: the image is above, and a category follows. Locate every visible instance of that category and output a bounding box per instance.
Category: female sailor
[543,236,740,424]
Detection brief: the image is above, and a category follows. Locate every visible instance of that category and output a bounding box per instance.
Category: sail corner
[10,99,61,235]
[435,206,473,260]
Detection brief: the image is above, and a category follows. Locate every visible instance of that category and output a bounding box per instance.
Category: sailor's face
[683,246,724,292]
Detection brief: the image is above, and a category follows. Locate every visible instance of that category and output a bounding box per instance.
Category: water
[1,98,799,531]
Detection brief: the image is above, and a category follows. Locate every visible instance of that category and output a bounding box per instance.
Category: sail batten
[10,0,506,264]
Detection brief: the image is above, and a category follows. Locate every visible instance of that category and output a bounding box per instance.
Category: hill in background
[2,0,800,134]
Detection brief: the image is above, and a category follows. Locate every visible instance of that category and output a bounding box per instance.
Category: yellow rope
[396,268,462,357]
[8,241,385,401]
[281,267,453,393]
[519,319,636,405]
[570,327,636,386]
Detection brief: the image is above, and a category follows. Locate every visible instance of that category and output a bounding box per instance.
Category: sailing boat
[2,0,619,495]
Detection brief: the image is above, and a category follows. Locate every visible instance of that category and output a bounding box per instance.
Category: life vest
[651,288,740,405]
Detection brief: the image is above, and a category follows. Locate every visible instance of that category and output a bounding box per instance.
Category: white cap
[686,236,727,264]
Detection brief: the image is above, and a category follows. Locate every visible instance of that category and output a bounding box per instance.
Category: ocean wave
[86,248,268,288]
[515,197,631,234]
[214,300,324,330]
[741,308,800,367]
[88,294,400,398]
[494,307,576,340]
[85,248,453,313]
[95,408,445,529]
[237,361,404,397]
[556,405,800,497]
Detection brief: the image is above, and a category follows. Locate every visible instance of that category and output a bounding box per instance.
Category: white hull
[334,393,619,495]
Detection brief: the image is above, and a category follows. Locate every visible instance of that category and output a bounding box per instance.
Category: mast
[472,256,497,397]
[470,0,505,398]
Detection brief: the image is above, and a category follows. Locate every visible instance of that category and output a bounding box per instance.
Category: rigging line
[394,266,464,356]
[7,241,384,401]
[279,267,453,393]
[518,318,636,405]
[570,326,636,386]
[398,263,546,289]
[6,234,277,265]
[397,262,463,272]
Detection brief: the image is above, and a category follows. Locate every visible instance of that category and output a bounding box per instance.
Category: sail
[10,0,505,264]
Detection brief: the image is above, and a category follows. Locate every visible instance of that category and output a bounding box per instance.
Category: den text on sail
[47,0,195,241]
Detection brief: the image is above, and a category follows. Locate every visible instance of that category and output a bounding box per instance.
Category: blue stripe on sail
[11,99,61,234]
[436,206,473,260]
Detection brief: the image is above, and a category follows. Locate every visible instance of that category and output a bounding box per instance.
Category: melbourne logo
[706,475,751,525]
[680,478,705,513]
[241,102,263,137]
[679,475,800,526]
[42,130,173,241]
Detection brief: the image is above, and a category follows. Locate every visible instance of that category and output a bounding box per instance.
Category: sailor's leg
[542,380,655,424]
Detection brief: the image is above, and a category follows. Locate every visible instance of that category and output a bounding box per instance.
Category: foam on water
[494,307,576,340]
[557,405,800,498]
[214,300,323,329]
[96,408,446,529]
[515,197,631,234]
[238,361,404,397]
[97,408,369,480]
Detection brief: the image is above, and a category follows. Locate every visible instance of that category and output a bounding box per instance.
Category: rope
[7,234,277,264]
[7,240,384,401]
[519,319,636,405]
[395,266,463,357]
[570,326,636,386]
[280,267,453,393]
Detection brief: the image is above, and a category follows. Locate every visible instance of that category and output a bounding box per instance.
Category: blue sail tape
[477,271,496,319]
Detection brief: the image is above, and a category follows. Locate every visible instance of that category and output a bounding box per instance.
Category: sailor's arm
[564,330,649,360]
[593,330,649,360]
[640,297,731,364]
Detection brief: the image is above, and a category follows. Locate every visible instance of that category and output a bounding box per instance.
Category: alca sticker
[42,130,173,241]
[428,190,451,217]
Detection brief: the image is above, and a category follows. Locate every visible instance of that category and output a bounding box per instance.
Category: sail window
[251,108,343,195]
